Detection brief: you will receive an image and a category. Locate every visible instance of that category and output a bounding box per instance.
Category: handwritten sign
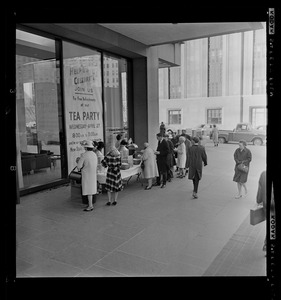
[63,55,103,171]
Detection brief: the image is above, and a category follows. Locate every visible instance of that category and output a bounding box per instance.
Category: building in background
[14,22,264,196]
[159,25,266,133]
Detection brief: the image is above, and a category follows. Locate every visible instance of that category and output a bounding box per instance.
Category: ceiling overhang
[99,23,264,46]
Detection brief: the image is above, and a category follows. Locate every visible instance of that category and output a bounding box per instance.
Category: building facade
[159,26,266,132]
[13,22,264,196]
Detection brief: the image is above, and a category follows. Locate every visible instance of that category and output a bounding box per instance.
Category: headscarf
[108,146,120,157]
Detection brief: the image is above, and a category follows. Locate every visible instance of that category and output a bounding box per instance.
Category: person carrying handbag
[233,140,252,199]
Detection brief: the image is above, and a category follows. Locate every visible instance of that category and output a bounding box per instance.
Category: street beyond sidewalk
[16,140,266,277]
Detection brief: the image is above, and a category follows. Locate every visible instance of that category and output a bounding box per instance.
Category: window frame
[167,109,182,125]
[206,108,222,125]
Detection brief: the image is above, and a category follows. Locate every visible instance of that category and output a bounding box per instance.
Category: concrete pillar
[147,47,160,151]
[132,58,148,149]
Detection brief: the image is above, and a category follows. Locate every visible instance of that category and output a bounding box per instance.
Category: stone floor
[16,142,267,277]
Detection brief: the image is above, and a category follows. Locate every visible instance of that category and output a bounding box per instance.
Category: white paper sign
[64,55,103,171]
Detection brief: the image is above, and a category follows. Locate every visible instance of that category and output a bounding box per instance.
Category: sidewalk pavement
[16,141,267,277]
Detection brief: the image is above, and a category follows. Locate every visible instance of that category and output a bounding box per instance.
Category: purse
[250,204,265,225]
[141,161,145,169]
[237,163,249,173]
[69,166,82,184]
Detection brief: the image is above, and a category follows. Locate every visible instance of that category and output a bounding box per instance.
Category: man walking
[188,136,208,198]
[155,133,169,188]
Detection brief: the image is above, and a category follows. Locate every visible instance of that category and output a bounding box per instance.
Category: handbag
[237,163,249,173]
[69,166,82,184]
[250,204,265,225]
[141,161,145,170]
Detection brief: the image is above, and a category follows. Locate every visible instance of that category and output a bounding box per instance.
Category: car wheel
[253,138,263,146]
[218,137,226,144]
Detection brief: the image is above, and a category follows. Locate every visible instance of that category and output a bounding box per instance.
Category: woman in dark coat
[233,140,252,198]
[188,137,207,199]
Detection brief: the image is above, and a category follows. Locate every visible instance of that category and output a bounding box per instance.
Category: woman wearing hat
[101,147,123,205]
[77,140,98,211]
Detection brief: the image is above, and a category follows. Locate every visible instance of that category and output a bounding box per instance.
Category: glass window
[253,29,266,95]
[251,107,266,128]
[207,108,222,124]
[158,68,169,99]
[16,30,64,190]
[103,54,128,153]
[62,41,103,172]
[208,36,223,97]
[168,110,182,125]
[169,67,181,99]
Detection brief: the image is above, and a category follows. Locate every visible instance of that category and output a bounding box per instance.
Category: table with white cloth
[97,164,142,185]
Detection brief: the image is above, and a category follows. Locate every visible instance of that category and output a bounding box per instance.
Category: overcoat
[233,147,252,183]
[176,142,186,168]
[156,139,169,173]
[102,154,123,192]
[142,147,159,179]
[77,151,97,195]
[166,139,176,168]
[188,145,207,180]
[212,127,219,144]
[184,138,191,168]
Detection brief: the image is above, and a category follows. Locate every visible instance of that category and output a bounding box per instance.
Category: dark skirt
[233,165,249,183]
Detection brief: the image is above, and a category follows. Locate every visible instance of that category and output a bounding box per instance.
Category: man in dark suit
[155,133,169,188]
[188,136,208,198]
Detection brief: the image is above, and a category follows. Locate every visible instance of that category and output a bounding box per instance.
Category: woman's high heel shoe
[83,206,94,211]
[145,186,152,190]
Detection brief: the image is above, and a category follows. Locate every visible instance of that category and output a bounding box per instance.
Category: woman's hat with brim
[83,140,94,148]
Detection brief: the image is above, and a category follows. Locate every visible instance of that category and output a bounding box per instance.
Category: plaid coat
[101,154,123,192]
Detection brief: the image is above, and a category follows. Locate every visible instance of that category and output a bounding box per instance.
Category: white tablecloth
[97,164,142,184]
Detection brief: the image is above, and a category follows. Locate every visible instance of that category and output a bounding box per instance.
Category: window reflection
[16,30,62,190]
[103,55,128,152]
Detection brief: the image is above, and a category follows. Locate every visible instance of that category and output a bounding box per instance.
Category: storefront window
[16,30,63,191]
[103,55,128,152]
[63,42,103,172]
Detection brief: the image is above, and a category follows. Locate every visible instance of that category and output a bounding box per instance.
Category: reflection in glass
[103,55,128,153]
[16,30,62,190]
[62,41,103,172]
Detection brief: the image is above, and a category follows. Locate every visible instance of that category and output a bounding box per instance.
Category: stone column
[146,47,160,151]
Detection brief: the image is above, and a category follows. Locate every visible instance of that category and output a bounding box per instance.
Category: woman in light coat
[212,124,219,147]
[141,142,159,190]
[175,136,186,178]
[77,140,98,211]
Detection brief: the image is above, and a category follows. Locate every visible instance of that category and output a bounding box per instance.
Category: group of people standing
[141,130,208,199]
[75,124,256,212]
[76,140,123,211]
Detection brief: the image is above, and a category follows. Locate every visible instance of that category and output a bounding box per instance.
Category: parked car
[194,124,213,137]
[218,123,266,146]
[256,125,266,131]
